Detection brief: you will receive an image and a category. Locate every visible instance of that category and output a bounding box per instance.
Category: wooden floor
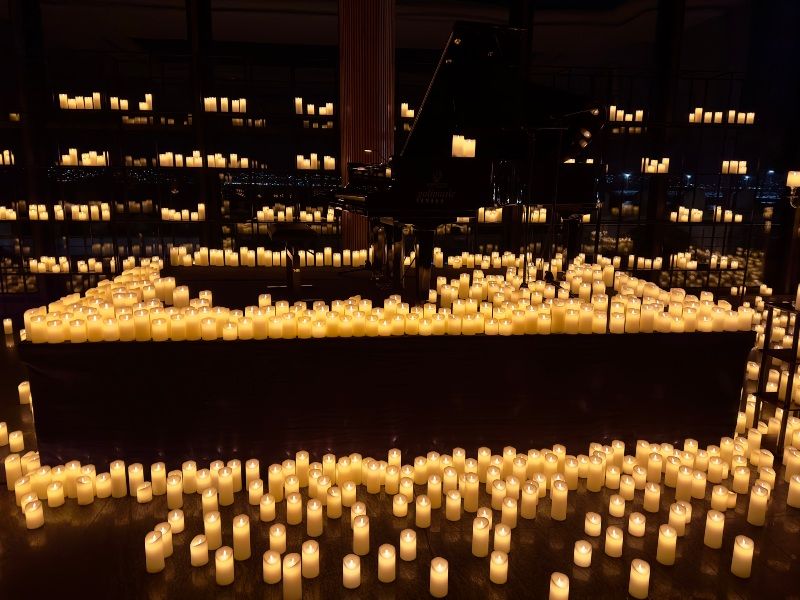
[0,337,797,599]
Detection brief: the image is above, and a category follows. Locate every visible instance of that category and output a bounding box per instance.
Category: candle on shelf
[656,524,677,565]
[605,526,623,557]
[190,535,209,567]
[549,572,569,600]
[573,540,592,567]
[283,553,302,600]
[144,531,164,573]
[215,546,234,586]
[343,554,361,589]
[400,529,417,561]
[262,550,281,584]
[429,557,449,598]
[233,515,251,560]
[731,535,754,578]
[629,559,651,599]
[270,523,287,554]
[302,540,319,579]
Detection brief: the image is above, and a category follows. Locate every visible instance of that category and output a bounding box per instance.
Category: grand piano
[337,21,603,299]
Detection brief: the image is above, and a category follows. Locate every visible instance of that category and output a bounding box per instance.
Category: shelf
[763,347,798,362]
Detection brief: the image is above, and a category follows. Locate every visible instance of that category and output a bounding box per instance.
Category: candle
[393,493,408,517]
[704,509,725,548]
[168,509,184,534]
[549,572,569,600]
[232,514,250,560]
[584,512,602,536]
[166,473,183,509]
[151,462,166,495]
[204,511,222,550]
[416,494,432,528]
[270,523,286,553]
[494,523,511,553]
[154,522,173,558]
[746,484,769,526]
[302,540,319,578]
[353,514,370,554]
[182,461,197,493]
[429,557,448,598]
[190,535,208,567]
[327,486,343,518]
[76,476,94,505]
[262,550,281,584]
[218,467,234,505]
[144,531,164,573]
[287,492,302,525]
[307,499,323,537]
[128,463,144,496]
[605,525,623,557]
[202,488,218,514]
[643,482,660,512]
[283,553,302,599]
[609,494,625,517]
[378,544,396,582]
[573,540,592,567]
[656,524,677,565]
[343,554,361,589]
[628,559,650,599]
[47,482,65,507]
[400,528,417,561]
[248,479,263,505]
[628,512,646,537]
[445,489,462,521]
[550,479,568,520]
[731,535,754,578]
[137,482,153,503]
[215,546,234,586]
[256,493,275,522]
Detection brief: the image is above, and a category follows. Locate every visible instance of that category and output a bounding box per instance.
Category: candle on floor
[573,540,592,567]
[746,484,769,526]
[378,544,396,582]
[353,514,370,554]
[628,512,646,537]
[204,511,222,550]
[521,481,539,518]
[182,461,198,494]
[585,512,602,536]
[144,531,164,573]
[605,526,623,557]
[283,553,302,599]
[190,535,209,566]
[154,522,173,557]
[343,554,361,589]
[287,492,302,525]
[549,572,569,600]
[218,467,234,506]
[302,540,319,579]
[445,490,462,521]
[270,523,287,554]
[202,488,219,514]
[128,463,144,497]
[215,546,234,586]
[17,382,31,405]
[76,476,94,505]
[609,494,625,517]
[168,509,184,534]
[703,509,725,548]
[643,482,661,512]
[47,482,64,507]
[400,529,417,561]
[629,559,650,599]
[657,524,677,565]
[502,497,518,529]
[307,499,323,537]
[669,502,687,536]
[430,557,449,598]
[494,523,511,553]
[151,463,166,496]
[260,494,276,522]
[416,495,432,528]
[262,550,281,584]
[731,535,754,578]
[248,479,263,505]
[233,515,250,560]
[137,482,153,503]
[393,493,408,517]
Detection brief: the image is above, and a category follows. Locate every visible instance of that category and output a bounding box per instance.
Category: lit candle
[573,540,592,567]
[341,481,357,507]
[202,488,218,514]
[445,490,461,521]
[656,524,677,565]
[218,467,234,506]
[204,511,222,550]
[215,546,234,586]
[287,492,303,525]
[262,550,281,584]
[704,509,725,548]
[400,528,417,561]
[378,544,396,582]
[283,553,302,599]
[416,495,432,528]
[248,479,264,505]
[167,473,183,509]
[128,463,144,497]
[327,486,343,518]
[521,481,539,518]
[628,512,646,537]
[47,481,64,507]
[190,535,208,567]
[343,554,361,589]
[393,493,408,517]
[746,484,769,526]
[643,482,660,512]
[429,557,448,598]
[302,540,319,578]
[144,531,164,573]
[550,479,568,520]
[609,494,625,517]
[605,525,623,557]
[353,514,370,554]
[731,535,754,578]
[494,523,511,553]
[549,572,569,600]
[628,559,650,599]
[307,499,323,537]
[233,514,250,560]
[270,523,287,553]
[76,476,94,505]
[137,482,153,503]
[584,512,602,536]
[151,462,166,496]
[182,460,197,494]
[168,509,184,534]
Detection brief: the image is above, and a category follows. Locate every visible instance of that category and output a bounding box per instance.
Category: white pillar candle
[429,557,448,598]
[731,535,754,578]
[656,524,677,565]
[445,489,461,521]
[628,559,650,599]
[416,495,432,528]
[502,497,518,529]
[286,492,302,525]
[494,523,511,553]
[746,484,769,526]
[204,511,222,550]
[137,482,153,503]
[262,550,281,584]
[343,554,361,589]
[393,493,408,517]
[248,479,264,505]
[202,488,219,514]
[400,528,417,561]
[378,544,396,582]
[605,526,623,557]
[233,515,250,560]
[307,499,323,537]
[704,509,725,548]
[17,382,31,405]
[573,540,592,567]
[301,540,319,579]
[150,463,166,496]
[269,523,286,553]
[168,509,184,534]
[628,512,646,537]
[181,461,197,494]
[47,482,64,507]
[609,494,625,517]
[584,512,602,536]
[76,476,94,505]
[327,486,343,518]
[128,463,144,497]
[218,467,234,505]
[260,493,276,522]
[215,546,234,586]
[144,531,164,573]
[190,535,208,566]
[550,479,568,520]
[353,514,370,554]
[154,522,173,558]
[669,502,687,535]
[283,553,302,599]
[549,572,569,600]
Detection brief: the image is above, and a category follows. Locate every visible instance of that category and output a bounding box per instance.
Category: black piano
[337,21,603,299]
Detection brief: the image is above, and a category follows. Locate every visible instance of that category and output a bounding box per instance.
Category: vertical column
[338,0,395,184]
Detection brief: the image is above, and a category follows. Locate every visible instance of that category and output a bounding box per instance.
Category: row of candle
[688,107,754,125]
[295,153,336,171]
[160,204,206,222]
[110,93,153,111]
[157,150,203,168]
[608,105,644,122]
[203,96,247,113]
[641,157,669,174]
[451,135,477,158]
[721,160,748,175]
[0,149,14,165]
[58,92,102,110]
[293,98,334,116]
[168,245,369,268]
[59,148,109,167]
[255,205,336,224]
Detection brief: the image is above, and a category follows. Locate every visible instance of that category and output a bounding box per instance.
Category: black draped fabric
[19,332,753,465]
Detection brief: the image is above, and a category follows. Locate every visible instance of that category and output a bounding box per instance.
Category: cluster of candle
[28,256,70,274]
[121,116,154,126]
[293,97,334,116]
[295,154,336,171]
[62,203,112,222]
[25,204,49,220]
[713,206,745,223]
[477,207,502,223]
[610,202,640,217]
[608,105,644,122]
[231,117,266,128]
[709,254,741,270]
[524,206,548,223]
[203,97,247,113]
[58,92,101,110]
[670,206,704,223]
[255,205,335,224]
[721,160,747,175]
[0,205,18,220]
[641,157,669,174]
[168,246,370,269]
[610,125,644,135]
[433,249,555,272]
[158,151,203,168]
[110,93,153,111]
[207,153,252,169]
[160,204,206,222]
[0,149,14,165]
[59,148,109,167]
[302,119,334,130]
[400,103,415,118]
[451,135,477,158]
[123,156,151,167]
[669,252,698,270]
[688,108,755,125]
